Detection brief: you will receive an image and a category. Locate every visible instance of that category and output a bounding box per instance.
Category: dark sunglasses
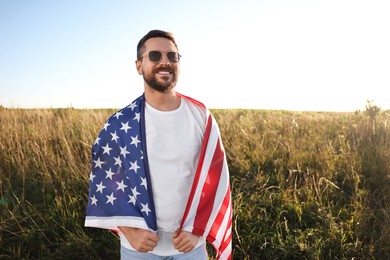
[141,51,181,63]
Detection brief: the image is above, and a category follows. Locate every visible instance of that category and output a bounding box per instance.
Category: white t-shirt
[120,96,207,256]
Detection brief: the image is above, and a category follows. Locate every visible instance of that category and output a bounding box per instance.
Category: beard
[143,66,178,93]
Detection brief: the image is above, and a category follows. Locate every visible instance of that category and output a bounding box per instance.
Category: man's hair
[136,30,178,60]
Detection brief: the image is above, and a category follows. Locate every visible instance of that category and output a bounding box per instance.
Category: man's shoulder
[177,92,206,110]
[106,95,143,122]
[93,95,143,145]
[179,93,209,125]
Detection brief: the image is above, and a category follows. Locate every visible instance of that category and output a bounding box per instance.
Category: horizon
[1,100,384,113]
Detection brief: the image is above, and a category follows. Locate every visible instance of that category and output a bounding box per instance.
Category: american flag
[85,93,232,259]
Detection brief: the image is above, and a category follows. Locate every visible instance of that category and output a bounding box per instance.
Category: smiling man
[85,30,232,260]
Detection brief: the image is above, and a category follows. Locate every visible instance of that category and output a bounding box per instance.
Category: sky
[1,0,389,111]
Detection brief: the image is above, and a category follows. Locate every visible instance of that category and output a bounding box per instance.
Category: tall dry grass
[1,106,389,259]
[0,108,118,259]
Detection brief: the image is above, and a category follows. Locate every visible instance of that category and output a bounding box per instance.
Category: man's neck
[144,88,181,111]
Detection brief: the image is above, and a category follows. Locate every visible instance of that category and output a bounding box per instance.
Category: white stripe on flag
[182,118,219,229]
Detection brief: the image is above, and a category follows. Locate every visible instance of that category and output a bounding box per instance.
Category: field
[1,105,389,259]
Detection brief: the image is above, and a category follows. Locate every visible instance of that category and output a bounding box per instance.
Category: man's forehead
[144,37,177,50]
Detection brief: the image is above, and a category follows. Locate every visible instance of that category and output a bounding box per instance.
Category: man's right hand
[118,226,159,252]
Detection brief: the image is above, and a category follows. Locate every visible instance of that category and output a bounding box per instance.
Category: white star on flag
[94,157,104,169]
[114,156,122,166]
[128,102,137,111]
[103,122,110,131]
[89,171,96,182]
[130,135,141,147]
[102,143,112,155]
[120,121,131,133]
[106,192,117,205]
[129,160,140,173]
[90,195,98,206]
[140,202,151,216]
[120,145,130,157]
[96,181,106,194]
[131,186,140,199]
[140,177,147,190]
[105,168,115,180]
[116,180,128,192]
[94,137,101,145]
[128,195,136,205]
[134,112,140,122]
[111,131,119,143]
[114,111,123,119]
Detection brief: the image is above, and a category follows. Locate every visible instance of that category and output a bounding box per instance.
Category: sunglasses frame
[140,51,181,63]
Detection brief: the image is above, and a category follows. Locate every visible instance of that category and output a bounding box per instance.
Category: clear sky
[1,0,389,111]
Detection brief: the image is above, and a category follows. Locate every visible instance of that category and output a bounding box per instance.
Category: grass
[1,106,389,259]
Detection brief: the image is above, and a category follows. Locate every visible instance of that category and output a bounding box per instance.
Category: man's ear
[135,60,142,75]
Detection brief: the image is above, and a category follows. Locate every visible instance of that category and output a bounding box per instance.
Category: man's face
[136,37,180,93]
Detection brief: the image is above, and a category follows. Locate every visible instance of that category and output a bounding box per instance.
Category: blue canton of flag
[85,95,157,231]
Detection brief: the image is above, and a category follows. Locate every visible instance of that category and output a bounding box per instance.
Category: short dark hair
[136,30,178,60]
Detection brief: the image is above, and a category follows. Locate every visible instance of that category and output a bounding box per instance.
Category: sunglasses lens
[167,52,180,63]
[147,51,180,63]
[149,51,162,62]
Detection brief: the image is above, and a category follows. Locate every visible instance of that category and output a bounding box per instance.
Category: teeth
[158,71,170,75]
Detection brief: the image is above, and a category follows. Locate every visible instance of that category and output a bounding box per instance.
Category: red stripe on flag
[209,185,231,240]
[193,138,224,234]
[180,115,213,232]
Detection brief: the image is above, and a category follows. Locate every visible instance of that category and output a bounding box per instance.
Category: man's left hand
[172,229,200,253]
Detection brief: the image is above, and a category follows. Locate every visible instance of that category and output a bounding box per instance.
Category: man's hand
[118,226,159,253]
[172,229,200,253]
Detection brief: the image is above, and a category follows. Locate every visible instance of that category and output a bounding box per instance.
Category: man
[85,30,232,259]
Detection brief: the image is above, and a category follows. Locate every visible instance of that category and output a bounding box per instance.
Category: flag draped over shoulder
[85,95,157,231]
[85,93,232,259]
[178,94,232,260]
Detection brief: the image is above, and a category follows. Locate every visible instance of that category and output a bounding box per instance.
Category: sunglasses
[141,51,181,63]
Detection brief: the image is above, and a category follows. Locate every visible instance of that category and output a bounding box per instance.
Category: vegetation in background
[1,104,389,259]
